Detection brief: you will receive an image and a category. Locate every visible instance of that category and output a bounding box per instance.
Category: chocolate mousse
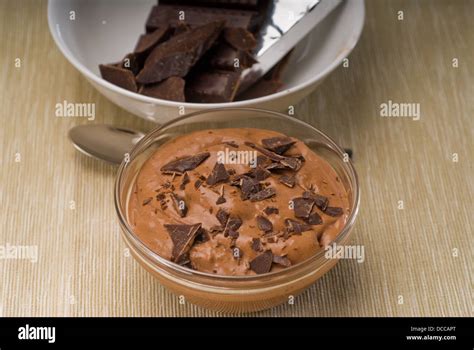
[128,128,350,276]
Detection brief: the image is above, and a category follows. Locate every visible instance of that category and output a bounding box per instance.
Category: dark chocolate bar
[208,43,256,71]
[136,21,224,84]
[99,63,138,92]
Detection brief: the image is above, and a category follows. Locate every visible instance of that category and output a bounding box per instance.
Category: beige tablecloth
[0,0,472,317]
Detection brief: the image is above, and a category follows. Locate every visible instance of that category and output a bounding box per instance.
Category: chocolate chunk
[142,197,153,206]
[223,140,239,148]
[226,216,242,232]
[292,197,315,219]
[306,212,323,225]
[134,26,171,55]
[216,196,226,205]
[261,136,296,155]
[228,230,239,239]
[256,155,269,167]
[146,5,257,33]
[324,207,344,217]
[285,219,312,234]
[139,77,185,102]
[137,21,225,84]
[180,172,190,190]
[265,162,286,171]
[280,157,302,171]
[264,207,279,215]
[206,162,229,186]
[249,187,276,202]
[171,193,188,217]
[303,191,329,211]
[239,176,262,200]
[194,227,211,244]
[216,208,230,226]
[99,64,137,92]
[194,179,203,189]
[161,152,210,174]
[223,27,257,50]
[256,215,273,232]
[209,225,224,234]
[251,238,263,252]
[173,22,190,36]
[244,141,301,171]
[185,70,241,103]
[164,223,201,262]
[273,255,292,267]
[209,43,255,71]
[121,53,144,76]
[247,166,271,181]
[279,174,295,188]
[249,250,273,274]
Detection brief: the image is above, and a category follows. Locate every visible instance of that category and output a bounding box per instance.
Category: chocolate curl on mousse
[164,223,202,262]
[160,152,210,175]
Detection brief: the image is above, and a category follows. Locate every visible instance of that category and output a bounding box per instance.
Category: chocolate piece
[285,219,312,234]
[208,44,256,71]
[146,5,257,33]
[306,212,322,225]
[164,223,201,262]
[292,197,315,219]
[194,179,203,189]
[139,77,186,102]
[249,250,273,274]
[161,152,210,174]
[251,238,263,252]
[226,216,242,232]
[185,70,241,103]
[239,176,262,200]
[99,64,137,92]
[273,255,291,267]
[194,228,211,244]
[216,208,229,226]
[324,207,344,217]
[206,162,229,186]
[247,166,271,181]
[216,196,226,205]
[279,174,295,188]
[256,215,272,232]
[261,136,296,155]
[137,21,224,84]
[249,187,276,202]
[142,197,153,206]
[121,53,144,76]
[244,141,302,171]
[228,230,239,239]
[171,193,188,217]
[263,207,279,215]
[134,26,171,54]
[303,191,329,211]
[223,27,257,51]
[223,140,239,148]
[173,22,190,36]
[180,172,190,190]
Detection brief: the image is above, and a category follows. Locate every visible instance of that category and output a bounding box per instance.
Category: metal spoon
[68,124,144,164]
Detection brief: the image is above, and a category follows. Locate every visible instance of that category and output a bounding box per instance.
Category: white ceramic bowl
[48,0,364,123]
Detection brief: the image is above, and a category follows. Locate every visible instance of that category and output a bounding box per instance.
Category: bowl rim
[114,107,361,281]
[47,0,365,109]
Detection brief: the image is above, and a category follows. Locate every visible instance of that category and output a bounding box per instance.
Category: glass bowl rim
[114,107,360,282]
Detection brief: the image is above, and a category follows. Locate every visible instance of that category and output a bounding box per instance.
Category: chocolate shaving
[171,193,188,217]
[164,223,201,262]
[249,250,273,274]
[216,196,226,205]
[256,215,273,232]
[273,255,292,267]
[279,174,295,188]
[194,179,203,189]
[180,172,190,190]
[303,191,328,211]
[285,219,312,234]
[292,197,315,219]
[226,216,242,232]
[251,238,263,252]
[306,212,323,225]
[206,162,229,186]
[161,152,210,174]
[216,208,229,226]
[223,140,239,148]
[245,141,301,171]
[239,176,262,200]
[249,187,276,202]
[324,207,344,217]
[228,230,239,239]
[264,207,279,215]
[261,136,296,155]
[247,166,271,181]
[142,197,153,206]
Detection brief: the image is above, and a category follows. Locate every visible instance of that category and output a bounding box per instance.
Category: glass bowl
[114,108,360,313]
